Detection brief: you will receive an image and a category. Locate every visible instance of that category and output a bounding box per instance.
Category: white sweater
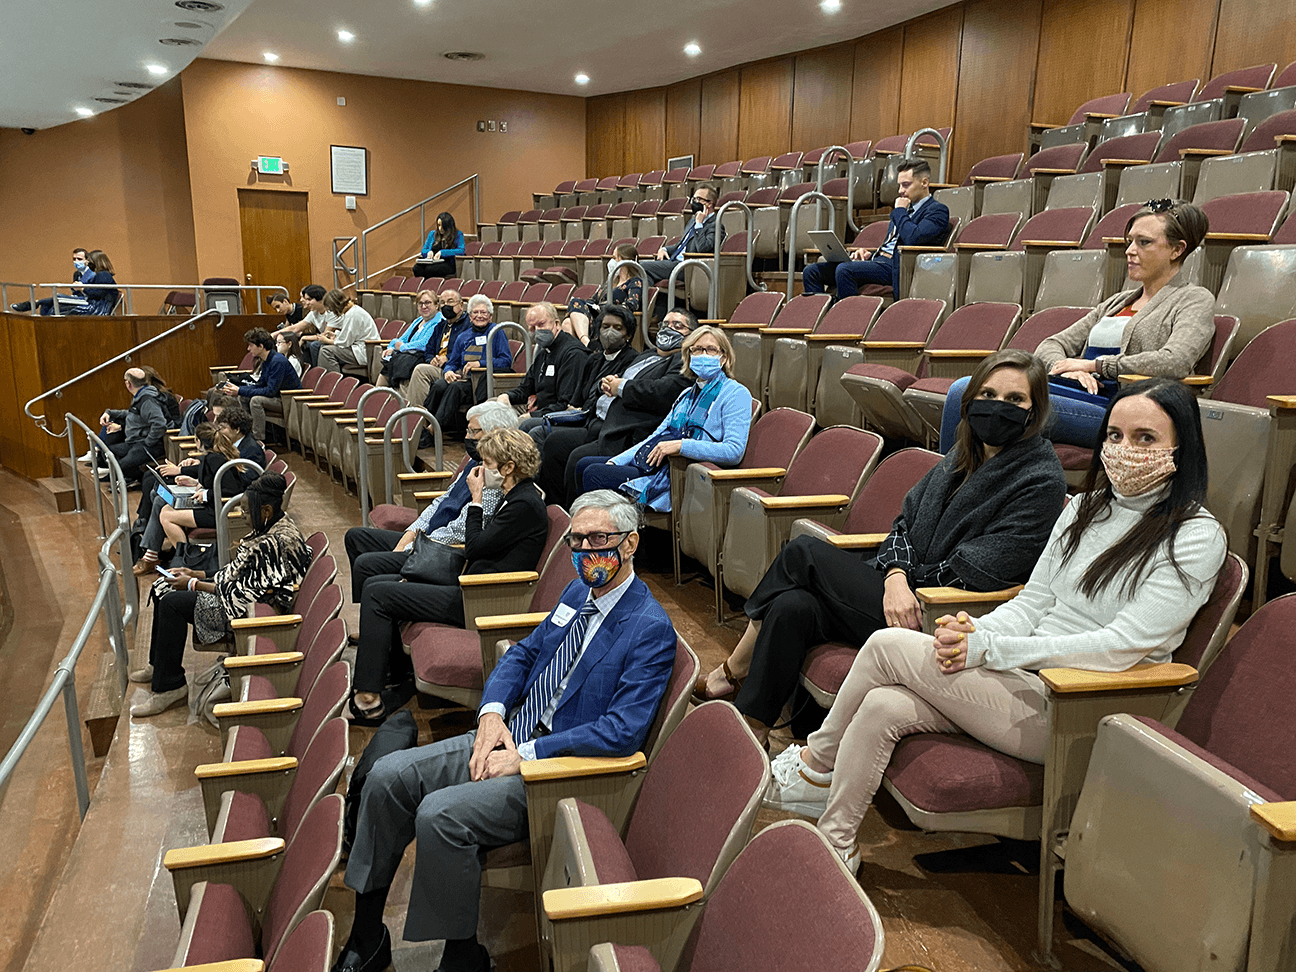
[333,305,380,364]
[963,489,1227,673]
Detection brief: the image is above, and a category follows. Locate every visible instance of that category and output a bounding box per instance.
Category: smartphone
[156,566,178,580]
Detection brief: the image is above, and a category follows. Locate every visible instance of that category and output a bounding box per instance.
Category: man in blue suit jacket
[335,490,676,972]
[802,158,950,301]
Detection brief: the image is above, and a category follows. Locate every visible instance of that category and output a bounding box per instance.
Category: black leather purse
[398,533,466,585]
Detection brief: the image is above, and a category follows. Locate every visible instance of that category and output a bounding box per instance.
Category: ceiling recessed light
[263,51,279,62]
[683,42,701,57]
[74,107,94,117]
[146,63,168,75]
[574,73,590,85]
[337,28,355,42]
[820,0,842,11]
[414,0,433,6]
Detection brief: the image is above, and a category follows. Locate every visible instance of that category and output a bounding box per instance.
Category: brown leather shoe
[692,659,744,704]
[132,558,158,577]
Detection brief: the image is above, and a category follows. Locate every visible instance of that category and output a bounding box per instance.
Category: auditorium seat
[298,376,358,464]
[982,142,1089,219]
[582,203,613,240]
[489,210,522,245]
[1070,130,1163,214]
[539,179,578,211]
[314,381,371,475]
[607,201,638,241]
[572,178,600,207]
[1237,62,1296,126]
[579,238,614,286]
[1099,78,1202,140]
[1158,62,1278,139]
[950,212,1025,305]
[617,172,643,204]
[537,207,566,243]
[1032,249,1107,310]
[538,701,770,972]
[1196,190,1291,293]
[1213,243,1296,350]
[769,150,805,188]
[1031,92,1132,152]
[631,200,661,237]
[739,155,773,192]
[905,252,959,313]
[687,163,719,192]
[282,371,341,455]
[765,295,884,412]
[1059,582,1289,972]
[595,176,622,206]
[157,907,333,972]
[492,242,520,283]
[638,169,667,201]
[659,166,690,199]
[1127,117,1249,204]
[730,293,830,406]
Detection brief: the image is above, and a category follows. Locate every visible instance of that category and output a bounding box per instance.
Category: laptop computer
[156,483,199,510]
[808,229,856,264]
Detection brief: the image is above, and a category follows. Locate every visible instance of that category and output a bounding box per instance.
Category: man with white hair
[422,293,514,437]
[342,399,519,603]
[93,367,169,481]
[331,490,676,972]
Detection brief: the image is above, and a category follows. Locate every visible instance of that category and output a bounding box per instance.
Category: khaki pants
[405,363,444,409]
[319,344,365,374]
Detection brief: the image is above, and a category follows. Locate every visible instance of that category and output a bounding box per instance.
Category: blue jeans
[802,258,898,300]
[938,376,1109,453]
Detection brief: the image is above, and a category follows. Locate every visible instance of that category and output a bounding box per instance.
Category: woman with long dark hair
[412,211,466,278]
[764,377,1227,871]
[696,350,1069,743]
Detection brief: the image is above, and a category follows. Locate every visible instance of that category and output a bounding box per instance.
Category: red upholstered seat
[844,363,919,391]
[368,503,418,532]
[221,790,275,844]
[1021,143,1088,177]
[230,725,274,762]
[801,643,859,697]
[183,882,257,966]
[1077,132,1161,173]
[962,152,1024,186]
[908,375,956,395]
[885,734,1045,812]
[576,799,639,884]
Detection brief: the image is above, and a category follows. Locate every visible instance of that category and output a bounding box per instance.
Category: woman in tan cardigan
[939,200,1214,449]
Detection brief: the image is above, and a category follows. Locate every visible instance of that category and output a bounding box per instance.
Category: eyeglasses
[691,347,723,357]
[417,300,436,306]
[562,529,631,550]
[1145,198,1175,213]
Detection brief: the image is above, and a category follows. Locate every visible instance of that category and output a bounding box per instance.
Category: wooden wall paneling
[699,70,741,164]
[897,6,964,137]
[1126,0,1218,100]
[1034,0,1134,127]
[850,27,904,142]
[737,58,795,160]
[0,318,40,479]
[624,88,667,173]
[665,78,702,164]
[951,0,1043,180]
[791,44,856,153]
[586,93,626,177]
[1211,0,1296,75]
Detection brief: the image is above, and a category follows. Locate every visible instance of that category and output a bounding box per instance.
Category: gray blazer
[1035,275,1215,380]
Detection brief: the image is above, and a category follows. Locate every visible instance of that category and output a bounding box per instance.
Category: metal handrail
[360,173,481,289]
[0,281,37,311]
[0,416,134,819]
[212,458,264,565]
[709,201,762,308]
[815,145,859,234]
[786,191,837,296]
[484,322,533,399]
[667,259,713,318]
[24,309,224,436]
[333,237,359,290]
[905,128,950,184]
[33,283,287,316]
[350,386,405,525]
[358,405,442,525]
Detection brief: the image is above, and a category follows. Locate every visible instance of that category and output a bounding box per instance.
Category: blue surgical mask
[73,260,87,270]
[691,353,724,381]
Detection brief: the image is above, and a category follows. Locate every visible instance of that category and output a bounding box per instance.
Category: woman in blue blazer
[412,211,466,278]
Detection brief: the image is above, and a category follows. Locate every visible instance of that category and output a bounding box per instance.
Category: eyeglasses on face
[562,529,631,550]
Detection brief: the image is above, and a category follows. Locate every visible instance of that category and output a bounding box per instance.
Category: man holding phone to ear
[638,183,725,285]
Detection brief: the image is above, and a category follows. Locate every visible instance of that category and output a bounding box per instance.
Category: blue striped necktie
[509,598,600,742]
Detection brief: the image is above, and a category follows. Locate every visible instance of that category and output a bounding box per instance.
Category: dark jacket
[873,197,951,269]
[79,271,119,315]
[108,385,168,452]
[873,433,1067,591]
[238,351,302,399]
[595,350,691,454]
[463,478,548,575]
[424,312,470,363]
[670,212,725,260]
[508,331,589,413]
[446,323,513,375]
[577,345,641,412]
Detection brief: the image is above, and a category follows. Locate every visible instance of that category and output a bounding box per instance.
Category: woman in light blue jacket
[581,325,752,510]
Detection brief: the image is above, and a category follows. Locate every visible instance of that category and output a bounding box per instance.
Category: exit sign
[257,156,285,174]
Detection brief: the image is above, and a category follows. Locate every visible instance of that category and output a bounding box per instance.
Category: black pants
[412,259,455,278]
[734,535,887,726]
[355,575,465,693]
[103,440,154,482]
[149,589,199,693]
[344,526,409,603]
[538,425,592,505]
[424,376,481,437]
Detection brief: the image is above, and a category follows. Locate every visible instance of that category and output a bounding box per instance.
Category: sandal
[348,693,387,727]
[692,659,744,704]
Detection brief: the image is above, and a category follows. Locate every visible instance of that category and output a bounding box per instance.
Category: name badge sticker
[475,335,488,346]
[546,364,556,377]
[551,604,577,627]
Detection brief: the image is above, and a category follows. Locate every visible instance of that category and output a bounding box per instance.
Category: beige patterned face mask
[1101,441,1177,496]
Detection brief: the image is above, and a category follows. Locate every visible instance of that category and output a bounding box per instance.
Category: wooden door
[237,189,312,308]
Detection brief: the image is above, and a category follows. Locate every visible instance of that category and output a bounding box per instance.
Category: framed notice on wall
[330,145,368,195]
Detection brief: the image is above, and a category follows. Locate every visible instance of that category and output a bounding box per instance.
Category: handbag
[382,349,423,386]
[399,533,467,585]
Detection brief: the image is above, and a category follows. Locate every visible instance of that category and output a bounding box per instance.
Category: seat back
[1021,143,1088,178]
[770,293,831,330]
[1078,132,1161,173]
[927,302,1021,353]
[1239,108,1296,153]
[1043,172,1101,211]
[1197,63,1277,103]
[865,297,945,344]
[286,660,350,761]
[622,701,768,895]
[957,212,1023,247]
[1213,245,1296,350]
[962,152,1024,186]
[907,254,957,309]
[1083,203,1143,248]
[642,638,701,765]
[1033,250,1106,310]
[814,295,884,337]
[673,819,884,972]
[726,291,784,328]
[739,406,815,470]
[841,448,942,534]
[294,615,347,704]
[781,426,882,498]
[1007,306,1091,352]
[1194,152,1279,204]
[964,251,1024,305]
[280,717,348,845]
[1152,118,1246,164]
[294,555,337,616]
[1199,190,1290,239]
[269,910,334,972]
[1130,79,1200,115]
[528,506,577,613]
[1211,318,1296,407]
[260,794,344,966]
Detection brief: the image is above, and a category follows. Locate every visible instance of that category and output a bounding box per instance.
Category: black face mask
[689,199,705,214]
[464,438,481,462]
[966,399,1030,447]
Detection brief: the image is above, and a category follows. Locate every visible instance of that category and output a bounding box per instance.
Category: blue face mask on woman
[691,352,724,382]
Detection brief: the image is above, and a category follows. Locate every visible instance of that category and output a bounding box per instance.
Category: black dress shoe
[435,941,493,972]
[331,925,392,972]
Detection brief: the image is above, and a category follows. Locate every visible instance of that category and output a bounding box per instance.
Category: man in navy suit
[334,490,676,972]
[802,158,949,301]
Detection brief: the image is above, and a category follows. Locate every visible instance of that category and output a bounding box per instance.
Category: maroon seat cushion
[801,643,858,695]
[184,882,255,966]
[908,376,957,394]
[844,363,919,391]
[244,674,276,702]
[542,266,580,284]
[369,504,418,532]
[860,283,892,298]
[1132,717,1286,802]
[221,790,274,843]
[576,799,639,885]
[884,733,1044,811]
[229,725,274,762]
[1052,443,1092,470]
[519,269,546,284]
[251,634,282,655]
[408,624,481,689]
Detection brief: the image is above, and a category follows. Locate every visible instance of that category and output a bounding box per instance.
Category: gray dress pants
[344,731,529,941]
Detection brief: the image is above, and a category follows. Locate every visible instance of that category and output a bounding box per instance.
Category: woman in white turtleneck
[764,377,1227,872]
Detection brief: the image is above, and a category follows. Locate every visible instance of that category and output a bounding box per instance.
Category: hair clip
[1145,198,1175,213]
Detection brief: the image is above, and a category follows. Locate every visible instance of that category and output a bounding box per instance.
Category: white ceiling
[4,0,963,131]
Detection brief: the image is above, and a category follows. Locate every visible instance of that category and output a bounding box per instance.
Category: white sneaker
[130,685,187,717]
[77,450,94,463]
[836,842,861,876]
[763,745,832,818]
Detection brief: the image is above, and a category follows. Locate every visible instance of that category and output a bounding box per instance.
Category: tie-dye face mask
[572,547,622,587]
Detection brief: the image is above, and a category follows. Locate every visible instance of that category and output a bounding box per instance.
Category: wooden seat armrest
[696,319,726,326]
[194,756,297,780]
[1223,85,1263,94]
[211,698,303,719]
[1102,237,1126,245]
[151,960,265,972]
[1029,121,1065,131]
[1267,395,1296,410]
[413,490,448,501]
[1147,99,1186,107]
[899,245,947,252]
[915,585,1023,605]
[705,466,786,480]
[222,651,304,669]
[230,614,302,630]
[1181,375,1214,387]
[928,182,959,190]
[279,389,322,396]
[1029,168,1077,175]
[1276,135,1296,145]
[863,340,927,349]
[1021,240,1082,248]
[1251,802,1296,841]
[165,427,183,435]
[304,400,341,410]
[954,242,1009,250]
[319,407,357,417]
[1180,148,1234,158]
[1084,112,1120,120]
[1039,661,1198,694]
[1101,158,1151,167]
[719,321,768,330]
[458,570,540,587]
[926,349,997,359]
[163,837,285,871]
[806,333,869,343]
[336,417,362,426]
[521,753,646,783]
[1205,231,1272,241]
[476,611,551,632]
[971,175,1013,183]
[824,532,888,549]
[544,877,703,920]
[399,471,454,481]
[1118,373,1153,384]
[758,493,851,511]
[760,327,814,336]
